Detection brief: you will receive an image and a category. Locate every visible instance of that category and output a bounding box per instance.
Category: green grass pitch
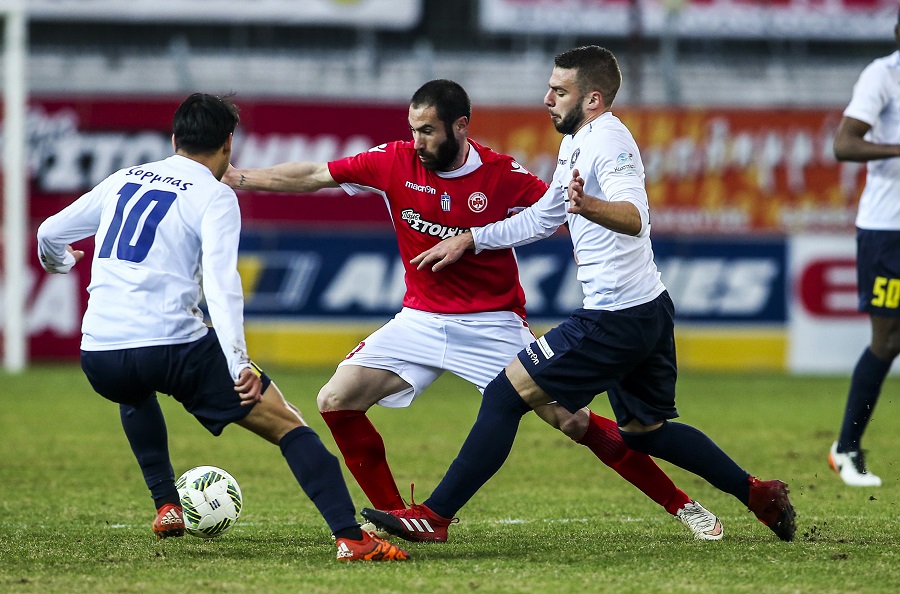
[1,364,898,593]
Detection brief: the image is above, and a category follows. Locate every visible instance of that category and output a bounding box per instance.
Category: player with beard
[363,49,796,543]
[225,79,723,540]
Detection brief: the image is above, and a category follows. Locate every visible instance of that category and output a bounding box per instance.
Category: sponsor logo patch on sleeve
[614,152,636,174]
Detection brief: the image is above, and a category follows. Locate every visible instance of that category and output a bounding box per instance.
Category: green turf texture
[1,365,897,593]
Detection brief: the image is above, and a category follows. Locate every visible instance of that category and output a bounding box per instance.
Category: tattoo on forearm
[239,174,246,188]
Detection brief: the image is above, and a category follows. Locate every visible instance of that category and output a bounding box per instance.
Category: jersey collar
[435,141,483,179]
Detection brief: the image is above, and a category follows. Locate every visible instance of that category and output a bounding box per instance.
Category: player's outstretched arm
[411,230,476,272]
[224,162,340,194]
[567,168,642,236]
[833,116,900,162]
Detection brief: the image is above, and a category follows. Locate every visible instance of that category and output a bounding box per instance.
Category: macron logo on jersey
[524,336,555,367]
[405,180,437,194]
[368,143,387,153]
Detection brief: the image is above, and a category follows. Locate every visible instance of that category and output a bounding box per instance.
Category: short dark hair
[172,93,240,154]
[410,79,472,130]
[554,46,622,107]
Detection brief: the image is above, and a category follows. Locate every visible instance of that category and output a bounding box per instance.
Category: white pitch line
[493,517,655,525]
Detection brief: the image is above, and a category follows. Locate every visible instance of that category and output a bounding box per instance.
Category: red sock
[320,410,405,510]
[577,412,691,515]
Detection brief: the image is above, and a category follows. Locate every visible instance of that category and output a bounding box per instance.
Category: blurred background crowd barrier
[2,0,897,373]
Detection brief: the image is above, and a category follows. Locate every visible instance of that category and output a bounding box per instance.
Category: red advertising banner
[25,97,412,226]
[18,243,94,360]
[11,97,864,359]
[17,97,410,360]
[23,97,862,234]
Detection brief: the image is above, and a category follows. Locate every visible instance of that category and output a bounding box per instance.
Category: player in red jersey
[225,79,722,540]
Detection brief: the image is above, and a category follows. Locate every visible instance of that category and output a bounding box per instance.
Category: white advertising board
[479,0,895,41]
[788,234,869,374]
[16,0,422,28]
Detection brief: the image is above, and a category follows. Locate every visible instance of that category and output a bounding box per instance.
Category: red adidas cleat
[747,477,796,542]
[361,504,456,543]
[152,503,185,539]
[335,531,410,561]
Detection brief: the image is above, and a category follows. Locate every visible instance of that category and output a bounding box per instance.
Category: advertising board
[478,0,894,40]
[19,0,423,28]
[5,97,862,371]
[788,235,868,374]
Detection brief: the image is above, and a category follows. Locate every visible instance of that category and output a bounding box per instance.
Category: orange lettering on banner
[472,107,861,235]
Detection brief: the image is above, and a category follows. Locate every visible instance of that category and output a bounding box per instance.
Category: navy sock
[279,426,361,539]
[838,348,891,452]
[426,370,531,519]
[621,421,752,505]
[119,398,178,509]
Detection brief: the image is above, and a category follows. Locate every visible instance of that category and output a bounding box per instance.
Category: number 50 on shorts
[871,276,900,309]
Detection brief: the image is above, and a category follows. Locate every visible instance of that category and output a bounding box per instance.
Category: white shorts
[338,307,534,408]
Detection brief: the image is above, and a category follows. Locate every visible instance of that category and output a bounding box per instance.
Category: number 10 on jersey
[98,182,177,263]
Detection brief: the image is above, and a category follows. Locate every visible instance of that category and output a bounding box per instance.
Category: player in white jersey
[36,93,408,562]
[362,46,796,544]
[828,10,900,488]
[226,79,722,541]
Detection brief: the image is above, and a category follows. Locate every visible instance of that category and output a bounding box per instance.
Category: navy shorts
[517,291,678,426]
[81,329,271,436]
[856,229,900,318]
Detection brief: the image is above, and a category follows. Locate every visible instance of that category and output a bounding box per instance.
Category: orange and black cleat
[335,531,410,561]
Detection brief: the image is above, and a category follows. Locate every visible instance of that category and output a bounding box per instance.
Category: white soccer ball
[175,465,243,539]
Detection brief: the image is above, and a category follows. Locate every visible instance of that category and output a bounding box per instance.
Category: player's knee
[317,376,379,412]
[483,370,532,415]
[238,399,303,445]
[871,318,900,359]
[879,336,900,360]
[316,382,344,412]
[557,408,589,440]
[264,414,304,444]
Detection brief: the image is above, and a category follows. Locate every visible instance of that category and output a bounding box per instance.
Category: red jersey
[328,140,549,318]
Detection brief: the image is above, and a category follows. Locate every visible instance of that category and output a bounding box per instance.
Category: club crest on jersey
[570,148,580,169]
[441,192,451,212]
[468,192,488,213]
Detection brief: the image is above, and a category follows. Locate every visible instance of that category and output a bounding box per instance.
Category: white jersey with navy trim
[37,154,251,380]
[843,50,900,230]
[472,111,664,311]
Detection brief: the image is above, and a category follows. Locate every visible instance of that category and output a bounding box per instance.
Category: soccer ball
[175,465,243,539]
